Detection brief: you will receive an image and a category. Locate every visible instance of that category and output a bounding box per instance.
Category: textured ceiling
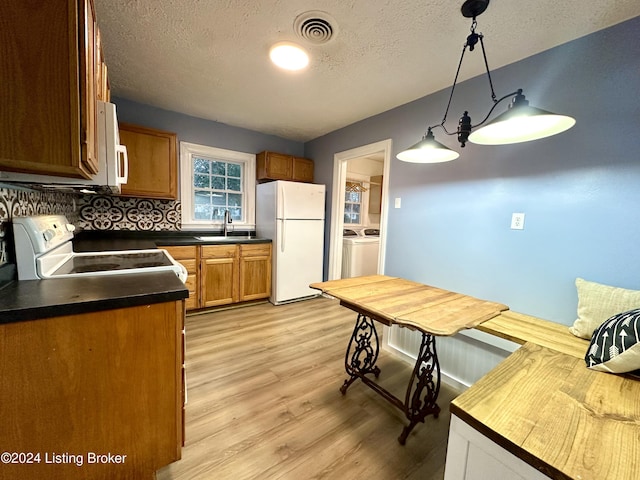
[94,0,640,142]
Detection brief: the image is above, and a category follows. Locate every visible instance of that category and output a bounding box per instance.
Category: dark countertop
[73,230,272,251]
[0,229,271,324]
[0,271,188,324]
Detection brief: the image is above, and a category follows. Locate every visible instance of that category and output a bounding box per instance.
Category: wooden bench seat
[476,310,589,359]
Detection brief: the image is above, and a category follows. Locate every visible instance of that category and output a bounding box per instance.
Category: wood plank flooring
[157,297,461,480]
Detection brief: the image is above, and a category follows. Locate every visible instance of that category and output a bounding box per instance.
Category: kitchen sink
[196,236,237,241]
[195,236,266,242]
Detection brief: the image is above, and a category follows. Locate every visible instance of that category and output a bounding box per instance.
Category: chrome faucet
[223,209,232,237]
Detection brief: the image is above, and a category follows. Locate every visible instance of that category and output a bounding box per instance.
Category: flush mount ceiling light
[397,0,576,163]
[269,42,309,71]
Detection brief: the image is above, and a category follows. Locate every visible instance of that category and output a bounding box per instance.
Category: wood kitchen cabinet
[201,243,272,308]
[239,244,272,301]
[118,123,178,199]
[0,0,103,179]
[257,151,314,183]
[0,301,183,480]
[201,245,240,307]
[163,246,199,310]
[166,243,272,311]
[96,28,111,102]
[293,156,314,182]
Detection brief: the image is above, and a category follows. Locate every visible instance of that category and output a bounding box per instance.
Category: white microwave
[0,101,129,194]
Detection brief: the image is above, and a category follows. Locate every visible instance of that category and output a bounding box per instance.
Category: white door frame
[328,139,392,280]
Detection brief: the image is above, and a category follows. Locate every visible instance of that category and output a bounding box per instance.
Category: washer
[341,228,380,278]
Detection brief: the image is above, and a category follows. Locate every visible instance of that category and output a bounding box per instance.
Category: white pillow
[586,308,640,374]
[569,278,640,339]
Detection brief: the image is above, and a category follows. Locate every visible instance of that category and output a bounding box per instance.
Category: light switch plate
[394,198,402,209]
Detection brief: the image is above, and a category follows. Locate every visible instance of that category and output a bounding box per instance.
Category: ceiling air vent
[294,11,337,45]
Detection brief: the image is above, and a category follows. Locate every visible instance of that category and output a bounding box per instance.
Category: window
[180,142,255,229]
[344,181,363,225]
[193,157,243,221]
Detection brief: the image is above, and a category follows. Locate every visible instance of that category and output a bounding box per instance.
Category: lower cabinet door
[201,257,239,307]
[240,254,271,301]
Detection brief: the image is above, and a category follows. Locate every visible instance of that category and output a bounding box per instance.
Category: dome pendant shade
[468,92,576,145]
[396,129,459,163]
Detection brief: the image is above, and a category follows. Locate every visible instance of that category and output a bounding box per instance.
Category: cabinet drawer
[179,259,197,273]
[163,245,197,260]
[240,244,272,257]
[201,245,238,259]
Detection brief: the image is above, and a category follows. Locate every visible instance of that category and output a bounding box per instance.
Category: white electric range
[12,215,187,282]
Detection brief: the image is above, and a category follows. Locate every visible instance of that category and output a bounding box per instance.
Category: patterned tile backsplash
[77,195,181,231]
[0,186,78,222]
[0,186,78,264]
[0,186,181,265]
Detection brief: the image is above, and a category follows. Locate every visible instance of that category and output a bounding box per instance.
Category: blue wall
[112,97,304,157]
[305,17,640,325]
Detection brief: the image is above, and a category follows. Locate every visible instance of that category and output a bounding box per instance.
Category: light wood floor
[157,296,461,480]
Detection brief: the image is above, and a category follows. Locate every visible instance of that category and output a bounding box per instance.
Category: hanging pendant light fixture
[396,128,460,163]
[468,90,576,144]
[397,0,575,163]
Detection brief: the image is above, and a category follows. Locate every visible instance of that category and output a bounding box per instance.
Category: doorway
[328,139,392,280]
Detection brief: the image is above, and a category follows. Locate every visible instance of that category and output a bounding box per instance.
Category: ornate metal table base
[340,313,441,445]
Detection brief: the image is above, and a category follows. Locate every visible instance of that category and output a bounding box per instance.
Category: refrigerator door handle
[280,218,286,253]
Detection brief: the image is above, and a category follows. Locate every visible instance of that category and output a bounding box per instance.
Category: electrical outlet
[511,213,525,230]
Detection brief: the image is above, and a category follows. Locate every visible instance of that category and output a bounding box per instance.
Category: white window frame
[344,173,370,227]
[180,142,256,230]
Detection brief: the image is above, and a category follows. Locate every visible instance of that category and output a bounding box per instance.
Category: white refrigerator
[256,180,326,305]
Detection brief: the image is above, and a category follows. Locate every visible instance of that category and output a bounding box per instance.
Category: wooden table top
[310,275,509,336]
[451,342,640,480]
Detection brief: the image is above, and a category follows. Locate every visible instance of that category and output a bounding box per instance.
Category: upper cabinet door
[292,156,313,183]
[118,123,178,200]
[257,151,293,181]
[256,151,314,183]
[79,0,100,175]
[0,0,101,179]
